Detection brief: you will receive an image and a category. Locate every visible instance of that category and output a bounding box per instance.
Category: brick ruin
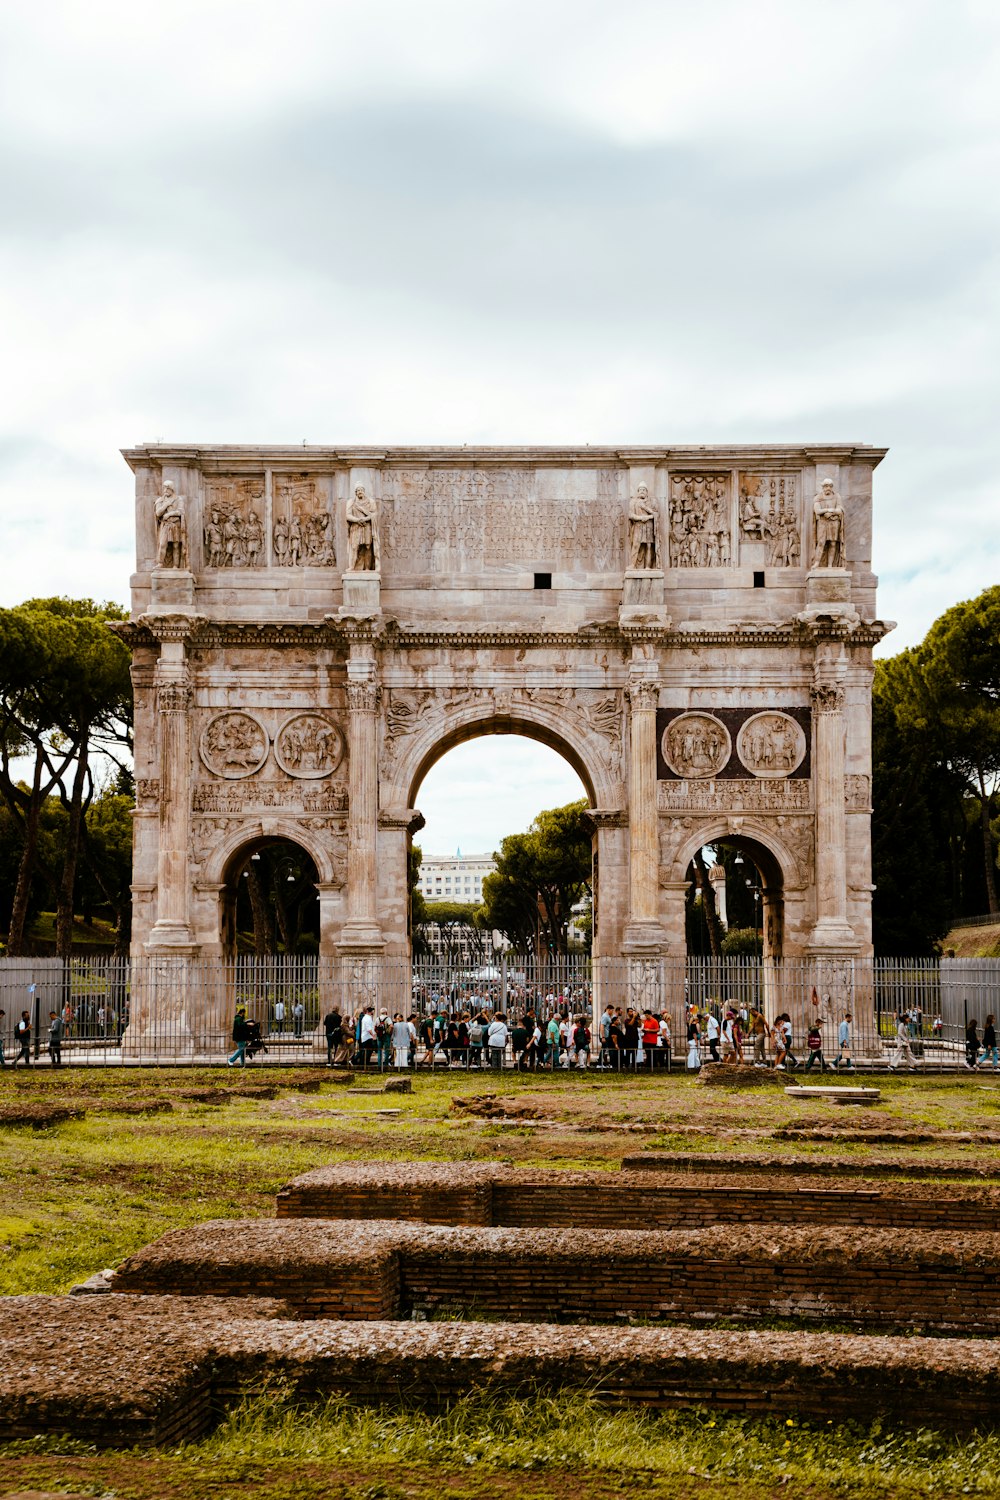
[5,1159,1000,1445]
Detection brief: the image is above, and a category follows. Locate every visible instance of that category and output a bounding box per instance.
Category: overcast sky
[1,0,997,854]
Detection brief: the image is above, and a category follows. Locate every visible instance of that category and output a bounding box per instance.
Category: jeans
[804,1049,826,1072]
[228,1042,246,1066]
[489,1046,505,1070]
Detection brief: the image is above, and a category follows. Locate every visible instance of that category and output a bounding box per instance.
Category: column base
[338,920,386,952]
[144,923,198,952]
[621,919,669,957]
[806,918,860,955]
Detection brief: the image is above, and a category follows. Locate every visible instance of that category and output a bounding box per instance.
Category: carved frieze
[380,466,624,572]
[272,477,335,567]
[192,780,348,813]
[661,713,731,779]
[136,778,160,808]
[738,473,801,566]
[736,712,806,778]
[668,474,731,567]
[199,712,270,778]
[274,714,345,778]
[657,778,812,812]
[203,477,266,569]
[845,774,872,811]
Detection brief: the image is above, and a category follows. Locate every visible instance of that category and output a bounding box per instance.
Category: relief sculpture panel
[657,779,812,812]
[738,473,801,566]
[199,712,270,778]
[736,712,806,778]
[272,477,335,567]
[661,713,731,778]
[274,714,345,778]
[203,477,266,569]
[668,474,732,567]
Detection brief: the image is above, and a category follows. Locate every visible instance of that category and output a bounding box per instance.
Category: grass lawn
[2,1066,1000,1497]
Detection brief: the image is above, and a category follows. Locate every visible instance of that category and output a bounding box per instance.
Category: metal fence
[1,953,999,1070]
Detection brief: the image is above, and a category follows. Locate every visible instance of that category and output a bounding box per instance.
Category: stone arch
[663,817,809,961]
[665,817,806,891]
[387,700,617,812]
[202,818,340,890]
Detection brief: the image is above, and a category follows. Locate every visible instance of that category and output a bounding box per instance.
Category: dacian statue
[346,484,381,572]
[628,483,658,570]
[154,480,186,569]
[810,478,845,569]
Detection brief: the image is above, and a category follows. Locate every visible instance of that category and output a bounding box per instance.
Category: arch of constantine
[117,443,891,1003]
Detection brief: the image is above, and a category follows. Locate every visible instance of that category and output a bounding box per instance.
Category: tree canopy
[480,798,591,955]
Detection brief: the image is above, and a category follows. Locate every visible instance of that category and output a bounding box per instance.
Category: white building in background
[416,851,497,964]
[417,851,494,905]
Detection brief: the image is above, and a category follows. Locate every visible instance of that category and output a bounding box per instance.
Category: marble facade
[117,444,891,980]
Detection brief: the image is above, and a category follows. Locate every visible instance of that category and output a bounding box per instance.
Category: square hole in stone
[753,571,765,588]
[534,573,552,590]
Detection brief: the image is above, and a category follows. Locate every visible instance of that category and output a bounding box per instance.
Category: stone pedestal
[150,569,196,613]
[146,648,196,951]
[623,673,667,956]
[619,569,668,628]
[339,571,381,619]
[798,569,859,626]
[340,653,385,953]
[808,673,859,954]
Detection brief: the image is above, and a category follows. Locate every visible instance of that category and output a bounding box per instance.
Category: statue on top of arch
[627,483,659,569]
[810,478,846,569]
[346,485,381,572]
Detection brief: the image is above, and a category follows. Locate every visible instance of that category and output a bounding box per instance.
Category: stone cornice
[121,442,889,473]
[110,616,893,654]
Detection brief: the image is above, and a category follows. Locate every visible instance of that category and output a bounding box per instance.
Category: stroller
[245,1019,268,1062]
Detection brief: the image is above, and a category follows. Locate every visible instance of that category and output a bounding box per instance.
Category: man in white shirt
[359,1008,377,1069]
[273,998,285,1034]
[487,1013,509,1071]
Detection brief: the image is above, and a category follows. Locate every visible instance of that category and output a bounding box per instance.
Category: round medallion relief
[275,714,345,778]
[736,711,806,778]
[199,711,269,779]
[661,713,731,779]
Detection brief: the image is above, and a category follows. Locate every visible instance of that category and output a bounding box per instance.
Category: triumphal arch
[118,443,890,997]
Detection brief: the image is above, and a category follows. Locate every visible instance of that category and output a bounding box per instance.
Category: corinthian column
[147,647,196,950]
[623,674,667,955]
[809,676,858,951]
[340,648,384,952]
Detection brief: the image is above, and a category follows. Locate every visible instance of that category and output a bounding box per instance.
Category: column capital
[347,681,381,714]
[810,682,845,714]
[156,679,192,713]
[626,678,660,711]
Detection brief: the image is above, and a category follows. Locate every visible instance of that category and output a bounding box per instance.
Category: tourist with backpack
[832,1012,854,1070]
[572,1016,591,1068]
[12,1010,31,1068]
[803,1019,827,1073]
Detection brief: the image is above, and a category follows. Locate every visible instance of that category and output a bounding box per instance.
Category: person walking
[705,1010,720,1063]
[890,1012,918,1070]
[748,1007,770,1067]
[803,1019,827,1073]
[686,1010,701,1071]
[0,1009,6,1067]
[774,1013,798,1071]
[12,1010,31,1068]
[47,1010,63,1069]
[292,1000,305,1039]
[376,1013,392,1071]
[978,1014,999,1070]
[272,997,285,1034]
[964,1017,980,1070]
[546,1013,562,1071]
[228,1007,251,1067]
[832,1012,854,1071]
[721,1008,743,1065]
[643,1010,660,1071]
